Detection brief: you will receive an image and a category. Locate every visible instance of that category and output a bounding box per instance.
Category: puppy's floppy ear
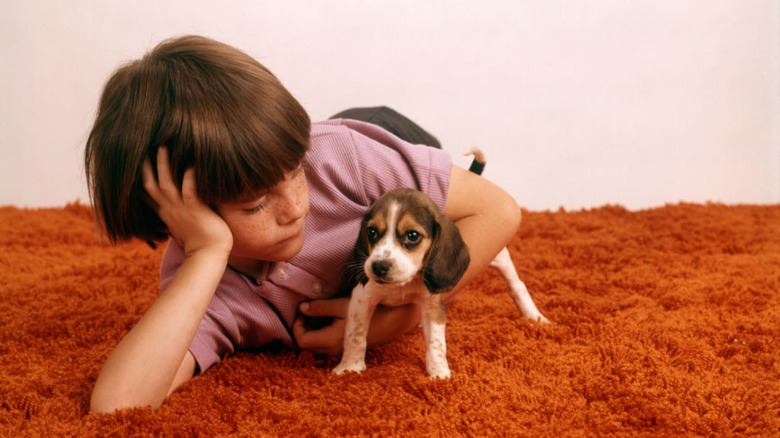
[356,212,372,258]
[342,212,373,291]
[422,212,470,294]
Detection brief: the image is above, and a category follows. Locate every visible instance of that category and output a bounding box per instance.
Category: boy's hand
[293,298,349,355]
[142,147,233,257]
[293,298,421,356]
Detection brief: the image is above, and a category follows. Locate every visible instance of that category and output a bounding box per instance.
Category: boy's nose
[278,183,308,225]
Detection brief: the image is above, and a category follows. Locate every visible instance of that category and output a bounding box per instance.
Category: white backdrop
[1,0,778,211]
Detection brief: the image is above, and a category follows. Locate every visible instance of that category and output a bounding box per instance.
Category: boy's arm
[294,165,522,354]
[90,148,233,413]
[90,250,227,412]
[440,165,523,297]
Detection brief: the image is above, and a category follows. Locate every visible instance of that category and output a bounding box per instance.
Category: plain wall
[1,0,778,211]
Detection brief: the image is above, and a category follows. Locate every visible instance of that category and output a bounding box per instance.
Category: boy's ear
[422,213,470,294]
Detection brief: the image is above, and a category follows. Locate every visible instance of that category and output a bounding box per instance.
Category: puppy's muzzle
[371,260,392,280]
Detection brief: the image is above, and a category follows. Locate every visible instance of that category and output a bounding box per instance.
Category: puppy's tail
[464,147,486,176]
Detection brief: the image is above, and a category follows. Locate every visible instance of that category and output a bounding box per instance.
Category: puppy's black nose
[372,260,392,278]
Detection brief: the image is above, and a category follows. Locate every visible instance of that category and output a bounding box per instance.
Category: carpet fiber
[1,202,778,436]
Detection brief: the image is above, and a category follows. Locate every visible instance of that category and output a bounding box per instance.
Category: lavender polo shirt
[159,119,452,373]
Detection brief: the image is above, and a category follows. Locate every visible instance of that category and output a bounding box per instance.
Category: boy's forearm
[446,209,520,298]
[443,166,523,302]
[90,249,227,413]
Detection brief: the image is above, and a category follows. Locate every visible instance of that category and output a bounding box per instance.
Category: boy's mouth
[279,223,305,245]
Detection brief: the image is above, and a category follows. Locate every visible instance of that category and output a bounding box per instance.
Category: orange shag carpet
[1,202,779,437]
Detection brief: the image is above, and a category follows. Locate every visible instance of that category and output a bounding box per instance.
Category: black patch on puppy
[421,207,470,294]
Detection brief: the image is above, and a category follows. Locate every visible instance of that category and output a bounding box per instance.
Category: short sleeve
[160,241,292,374]
[310,119,452,211]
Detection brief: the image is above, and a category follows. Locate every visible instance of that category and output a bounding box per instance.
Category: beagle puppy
[334,181,547,379]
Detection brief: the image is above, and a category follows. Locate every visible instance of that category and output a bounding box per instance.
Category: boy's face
[217,164,309,266]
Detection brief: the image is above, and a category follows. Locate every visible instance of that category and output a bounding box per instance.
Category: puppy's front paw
[333,360,366,375]
[528,312,550,324]
[427,364,451,380]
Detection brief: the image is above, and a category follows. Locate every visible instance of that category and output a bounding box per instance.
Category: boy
[85,35,521,412]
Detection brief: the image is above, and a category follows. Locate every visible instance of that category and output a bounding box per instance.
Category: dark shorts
[330,106,441,149]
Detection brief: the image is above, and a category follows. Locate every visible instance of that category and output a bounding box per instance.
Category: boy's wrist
[186,245,231,265]
[178,242,232,280]
[180,233,233,260]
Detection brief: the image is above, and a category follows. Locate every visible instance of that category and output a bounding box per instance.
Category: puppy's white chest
[366,277,428,307]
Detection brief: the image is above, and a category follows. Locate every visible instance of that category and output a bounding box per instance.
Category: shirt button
[278,266,288,280]
[311,282,323,295]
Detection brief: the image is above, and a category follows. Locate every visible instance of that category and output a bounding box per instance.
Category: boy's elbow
[89,384,155,414]
[90,386,130,414]
[499,193,523,235]
[509,197,523,231]
[89,389,119,414]
[90,400,116,415]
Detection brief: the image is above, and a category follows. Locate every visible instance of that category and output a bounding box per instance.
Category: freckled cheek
[226,218,279,252]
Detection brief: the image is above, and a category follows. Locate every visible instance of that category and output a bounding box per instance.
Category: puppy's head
[356,189,470,294]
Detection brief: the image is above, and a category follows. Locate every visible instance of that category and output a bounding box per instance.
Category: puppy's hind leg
[491,248,549,323]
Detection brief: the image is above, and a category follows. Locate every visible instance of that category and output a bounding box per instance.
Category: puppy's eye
[366,227,379,242]
[403,230,422,247]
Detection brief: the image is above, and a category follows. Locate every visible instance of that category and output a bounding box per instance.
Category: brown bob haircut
[85,35,310,245]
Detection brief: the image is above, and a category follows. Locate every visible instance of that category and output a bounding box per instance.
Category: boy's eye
[244,198,268,213]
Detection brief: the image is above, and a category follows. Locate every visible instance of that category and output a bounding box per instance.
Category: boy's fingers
[180,168,199,202]
[155,146,179,198]
[141,157,163,203]
[298,298,349,318]
[293,316,344,355]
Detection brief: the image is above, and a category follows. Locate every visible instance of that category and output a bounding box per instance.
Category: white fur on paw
[529,313,550,324]
[426,359,451,379]
[333,361,366,375]
[428,366,451,380]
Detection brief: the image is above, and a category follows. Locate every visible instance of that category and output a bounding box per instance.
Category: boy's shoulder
[310,118,391,142]
[308,119,376,159]
[311,119,349,136]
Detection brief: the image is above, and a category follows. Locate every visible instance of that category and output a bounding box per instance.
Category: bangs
[148,37,311,207]
[192,116,308,206]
